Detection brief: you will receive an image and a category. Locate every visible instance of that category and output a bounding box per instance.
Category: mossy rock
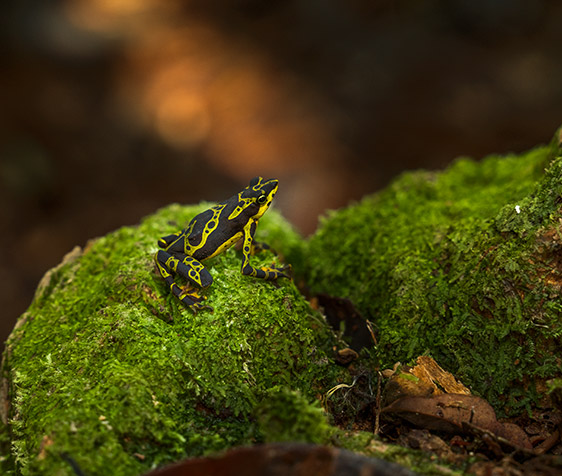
[0,206,343,475]
[4,128,562,475]
[304,128,562,415]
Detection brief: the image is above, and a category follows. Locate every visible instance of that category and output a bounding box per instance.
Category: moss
[255,386,333,444]
[5,129,562,475]
[336,431,463,475]
[304,128,562,415]
[1,205,343,475]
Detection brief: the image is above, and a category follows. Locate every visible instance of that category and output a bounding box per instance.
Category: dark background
[1,0,561,346]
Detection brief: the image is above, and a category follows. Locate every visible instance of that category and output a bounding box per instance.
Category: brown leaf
[397,429,452,458]
[382,394,494,432]
[411,356,471,395]
[495,422,535,450]
[382,356,469,407]
[462,420,534,453]
[383,371,436,405]
[382,393,532,450]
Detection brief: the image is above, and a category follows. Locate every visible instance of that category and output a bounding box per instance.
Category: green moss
[255,386,333,444]
[338,431,463,476]
[304,130,562,414]
[6,129,562,475]
[2,205,342,475]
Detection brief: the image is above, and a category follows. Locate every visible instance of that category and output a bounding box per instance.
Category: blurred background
[1,0,561,345]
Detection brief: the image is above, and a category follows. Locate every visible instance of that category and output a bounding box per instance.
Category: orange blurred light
[64,0,179,35]
[155,89,211,149]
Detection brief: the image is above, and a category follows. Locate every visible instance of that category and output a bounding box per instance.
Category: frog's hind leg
[155,250,213,311]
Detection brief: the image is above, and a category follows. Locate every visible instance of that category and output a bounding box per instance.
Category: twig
[534,429,560,455]
[374,370,382,436]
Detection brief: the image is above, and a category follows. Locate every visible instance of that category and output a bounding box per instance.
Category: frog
[155,176,291,312]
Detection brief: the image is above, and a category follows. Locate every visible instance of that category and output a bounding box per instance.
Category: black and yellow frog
[155,176,290,312]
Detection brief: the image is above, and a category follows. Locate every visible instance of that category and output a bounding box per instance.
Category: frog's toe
[279,264,292,277]
[255,264,292,281]
[185,292,206,303]
[179,295,213,313]
[272,264,292,280]
[179,284,208,302]
[191,302,214,313]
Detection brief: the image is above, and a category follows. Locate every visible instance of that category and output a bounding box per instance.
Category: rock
[303,127,562,413]
[0,206,341,475]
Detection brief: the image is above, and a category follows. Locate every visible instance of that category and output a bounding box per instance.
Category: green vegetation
[1,205,342,475]
[338,431,463,476]
[304,129,562,414]
[255,386,333,444]
[3,128,562,475]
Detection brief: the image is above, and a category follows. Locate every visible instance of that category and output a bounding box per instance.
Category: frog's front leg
[155,250,213,311]
[157,231,183,249]
[240,221,290,281]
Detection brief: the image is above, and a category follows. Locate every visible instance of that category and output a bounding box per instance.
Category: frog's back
[185,208,215,246]
[186,199,244,260]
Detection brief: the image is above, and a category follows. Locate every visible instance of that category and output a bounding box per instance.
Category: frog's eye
[257,194,268,204]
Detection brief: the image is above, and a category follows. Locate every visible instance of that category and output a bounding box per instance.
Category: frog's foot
[155,250,213,312]
[278,263,292,276]
[186,300,214,313]
[269,264,292,281]
[156,250,213,289]
[162,279,208,311]
[177,287,213,313]
[179,284,207,303]
[250,241,276,256]
[242,263,292,281]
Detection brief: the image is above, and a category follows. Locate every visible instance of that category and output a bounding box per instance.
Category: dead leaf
[462,421,534,455]
[382,393,532,450]
[382,356,469,407]
[382,394,492,432]
[411,356,470,395]
[398,428,452,458]
[383,371,436,405]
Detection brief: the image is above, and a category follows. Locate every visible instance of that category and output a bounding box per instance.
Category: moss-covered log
[304,128,562,415]
[3,128,562,475]
[0,206,342,475]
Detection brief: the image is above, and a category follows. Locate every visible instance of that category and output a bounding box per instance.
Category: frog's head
[240,176,278,220]
[228,176,279,221]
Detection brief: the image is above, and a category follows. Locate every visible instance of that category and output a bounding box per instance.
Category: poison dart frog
[155,176,290,312]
